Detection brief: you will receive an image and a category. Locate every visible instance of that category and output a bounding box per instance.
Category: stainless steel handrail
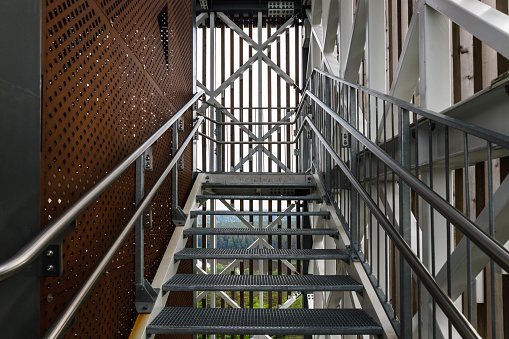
[305,89,509,273]
[305,116,481,339]
[312,68,509,149]
[43,116,204,339]
[0,91,203,281]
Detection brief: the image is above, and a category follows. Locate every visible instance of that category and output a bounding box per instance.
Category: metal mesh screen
[40,0,193,336]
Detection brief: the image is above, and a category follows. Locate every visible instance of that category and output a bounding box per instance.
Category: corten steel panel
[40,0,193,337]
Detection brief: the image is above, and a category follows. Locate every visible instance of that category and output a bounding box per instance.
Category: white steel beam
[365,0,386,93]
[265,204,296,229]
[213,52,261,97]
[388,13,419,102]
[434,174,509,302]
[426,0,509,60]
[216,12,258,49]
[260,147,291,173]
[196,12,208,27]
[343,0,366,82]
[196,84,258,140]
[220,199,255,229]
[339,0,354,75]
[232,146,261,172]
[419,6,452,112]
[262,53,296,86]
[261,16,295,50]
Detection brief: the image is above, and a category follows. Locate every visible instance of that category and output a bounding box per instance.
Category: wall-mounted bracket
[134,279,159,313]
[143,207,152,229]
[178,157,184,171]
[342,132,351,148]
[172,206,188,226]
[178,117,184,132]
[41,220,77,277]
[144,146,153,172]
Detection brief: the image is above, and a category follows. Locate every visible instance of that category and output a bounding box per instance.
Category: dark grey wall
[0,1,41,338]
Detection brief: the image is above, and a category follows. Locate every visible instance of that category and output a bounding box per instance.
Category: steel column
[0,0,41,336]
[399,107,412,337]
[209,12,216,171]
[349,86,359,251]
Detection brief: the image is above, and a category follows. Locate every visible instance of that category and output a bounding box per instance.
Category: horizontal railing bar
[199,133,295,144]
[312,68,509,149]
[306,90,509,273]
[198,113,295,125]
[209,106,297,110]
[305,116,481,339]
[0,92,203,282]
[42,116,204,339]
[190,211,329,216]
[199,120,305,144]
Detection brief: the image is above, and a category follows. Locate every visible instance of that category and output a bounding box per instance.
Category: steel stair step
[190,210,330,217]
[174,248,349,261]
[197,195,322,201]
[202,182,316,189]
[146,307,383,336]
[184,227,338,236]
[163,274,363,292]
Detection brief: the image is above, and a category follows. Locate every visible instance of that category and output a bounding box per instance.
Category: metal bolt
[47,294,53,303]
[105,270,109,277]
[47,265,54,272]
[46,250,54,257]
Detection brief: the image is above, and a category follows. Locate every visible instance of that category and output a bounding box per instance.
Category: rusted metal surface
[40,0,193,336]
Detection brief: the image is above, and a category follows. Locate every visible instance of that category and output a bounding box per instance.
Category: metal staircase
[144,173,385,337]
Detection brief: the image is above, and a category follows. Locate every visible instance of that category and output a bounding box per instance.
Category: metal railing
[0,92,203,337]
[298,69,509,338]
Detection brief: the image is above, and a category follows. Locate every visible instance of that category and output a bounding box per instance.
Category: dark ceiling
[196,0,309,26]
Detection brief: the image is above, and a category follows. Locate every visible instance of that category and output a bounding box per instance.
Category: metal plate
[40,0,193,336]
[147,308,383,336]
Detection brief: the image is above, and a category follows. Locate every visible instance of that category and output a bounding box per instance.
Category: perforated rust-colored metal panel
[40,0,193,337]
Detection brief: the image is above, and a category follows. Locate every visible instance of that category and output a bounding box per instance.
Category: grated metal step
[163,274,363,292]
[174,248,349,261]
[184,227,338,236]
[190,210,330,217]
[197,195,322,201]
[147,308,383,336]
[202,183,316,189]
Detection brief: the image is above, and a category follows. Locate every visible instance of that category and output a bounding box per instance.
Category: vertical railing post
[208,12,216,173]
[349,86,358,250]
[134,155,145,289]
[172,122,179,210]
[215,107,222,172]
[134,152,158,313]
[324,76,332,195]
[309,73,316,169]
[399,107,412,337]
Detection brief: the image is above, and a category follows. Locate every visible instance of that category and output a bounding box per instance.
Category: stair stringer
[311,173,398,339]
[129,173,207,339]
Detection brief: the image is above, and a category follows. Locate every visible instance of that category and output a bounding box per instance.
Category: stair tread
[147,307,383,335]
[202,183,316,188]
[197,195,322,200]
[174,248,349,260]
[184,227,338,236]
[163,274,363,292]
